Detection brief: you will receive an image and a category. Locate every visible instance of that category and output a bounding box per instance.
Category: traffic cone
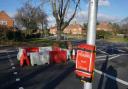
[71,49,76,60]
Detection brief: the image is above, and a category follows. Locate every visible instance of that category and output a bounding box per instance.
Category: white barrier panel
[39,46,52,53]
[63,49,71,60]
[39,52,50,64]
[17,48,23,61]
[30,52,42,66]
[38,47,52,64]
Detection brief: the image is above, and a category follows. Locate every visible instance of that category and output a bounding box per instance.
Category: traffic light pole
[85,0,98,89]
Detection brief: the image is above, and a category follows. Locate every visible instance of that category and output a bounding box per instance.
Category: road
[0,48,74,89]
[55,40,128,89]
[0,40,128,89]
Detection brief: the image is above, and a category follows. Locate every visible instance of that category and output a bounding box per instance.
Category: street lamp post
[85,0,98,89]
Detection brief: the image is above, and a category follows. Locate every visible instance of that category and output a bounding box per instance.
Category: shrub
[96,30,112,39]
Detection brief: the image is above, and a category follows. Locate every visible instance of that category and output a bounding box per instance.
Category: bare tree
[121,23,128,36]
[15,1,48,37]
[41,0,80,40]
[36,7,48,37]
[111,23,120,36]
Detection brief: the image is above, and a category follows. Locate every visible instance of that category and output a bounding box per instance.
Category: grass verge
[107,37,128,43]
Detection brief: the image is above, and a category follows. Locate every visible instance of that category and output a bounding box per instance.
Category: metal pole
[85,0,98,89]
[87,0,98,45]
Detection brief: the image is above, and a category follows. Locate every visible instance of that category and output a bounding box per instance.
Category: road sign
[75,44,96,82]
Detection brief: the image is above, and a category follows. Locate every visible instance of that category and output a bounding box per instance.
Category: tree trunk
[57,26,61,41]
[41,24,44,38]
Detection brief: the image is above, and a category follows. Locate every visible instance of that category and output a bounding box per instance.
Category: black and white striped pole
[85,0,98,89]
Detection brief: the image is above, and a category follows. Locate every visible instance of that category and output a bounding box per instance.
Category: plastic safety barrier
[20,49,30,66]
[26,47,39,52]
[39,52,50,64]
[39,46,52,53]
[17,48,23,61]
[30,52,42,66]
[49,50,67,64]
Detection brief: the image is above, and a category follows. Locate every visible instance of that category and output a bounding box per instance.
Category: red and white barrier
[20,49,30,66]
[49,50,67,63]
[17,48,24,61]
[17,46,71,66]
[71,49,76,60]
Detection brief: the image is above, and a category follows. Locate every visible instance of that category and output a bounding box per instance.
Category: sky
[0,0,128,26]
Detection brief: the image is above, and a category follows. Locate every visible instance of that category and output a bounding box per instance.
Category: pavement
[0,40,128,89]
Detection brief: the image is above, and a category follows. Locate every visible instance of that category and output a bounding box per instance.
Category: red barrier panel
[52,47,61,51]
[49,50,67,64]
[20,49,30,66]
[26,47,39,52]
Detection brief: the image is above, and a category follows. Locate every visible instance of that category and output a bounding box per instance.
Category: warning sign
[75,44,96,82]
[76,50,92,72]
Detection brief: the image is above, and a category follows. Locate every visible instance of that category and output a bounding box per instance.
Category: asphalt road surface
[0,40,128,89]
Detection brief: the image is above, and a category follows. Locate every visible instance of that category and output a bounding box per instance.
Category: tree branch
[62,0,80,30]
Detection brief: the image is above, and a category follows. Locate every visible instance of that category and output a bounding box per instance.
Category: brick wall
[0,11,14,28]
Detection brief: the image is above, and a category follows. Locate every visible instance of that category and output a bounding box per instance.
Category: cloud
[47,16,54,22]
[47,0,111,27]
[47,10,120,27]
[74,10,120,24]
[97,13,120,22]
[86,0,110,7]
[98,0,110,6]
[74,11,88,24]
[47,15,56,27]
[6,12,16,18]
[47,6,121,27]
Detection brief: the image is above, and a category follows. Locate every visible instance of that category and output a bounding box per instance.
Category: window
[0,21,2,25]
[0,20,7,25]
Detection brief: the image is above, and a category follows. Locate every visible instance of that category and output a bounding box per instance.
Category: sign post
[85,0,98,89]
[75,0,98,89]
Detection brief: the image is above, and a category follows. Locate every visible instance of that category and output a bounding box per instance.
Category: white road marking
[118,49,126,52]
[13,72,18,75]
[96,54,117,59]
[12,66,16,69]
[11,63,14,66]
[0,54,16,59]
[109,55,121,60]
[125,47,128,50]
[16,78,20,81]
[108,54,128,60]
[121,54,128,56]
[96,54,128,61]
[95,69,128,86]
[0,50,16,53]
[9,60,13,62]
[96,55,106,58]
[19,87,24,89]
[96,54,120,61]
[96,58,108,61]
[97,49,108,54]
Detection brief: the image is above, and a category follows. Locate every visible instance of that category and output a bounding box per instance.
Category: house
[0,11,14,28]
[49,26,57,35]
[97,22,113,31]
[63,24,83,34]
[49,24,85,35]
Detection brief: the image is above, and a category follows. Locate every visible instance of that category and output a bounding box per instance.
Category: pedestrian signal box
[75,44,96,82]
